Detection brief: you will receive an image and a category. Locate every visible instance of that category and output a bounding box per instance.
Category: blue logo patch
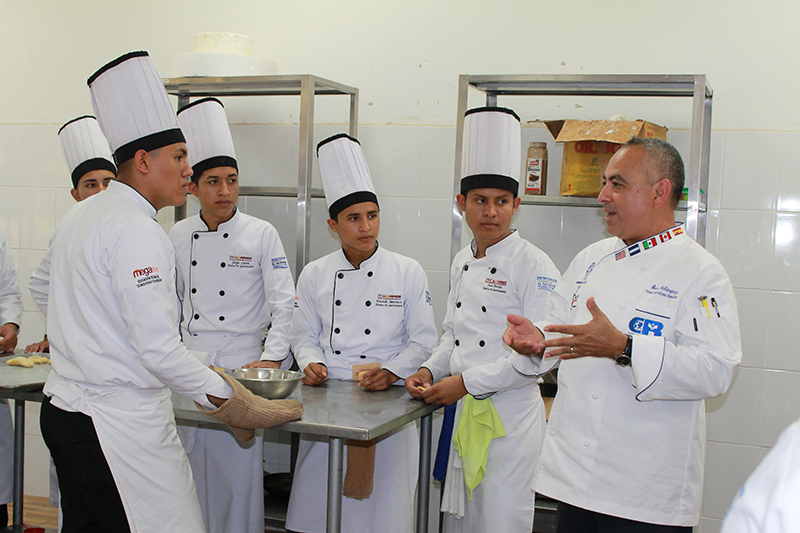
[629,317,664,336]
[271,257,288,270]
[425,290,432,305]
[537,276,557,292]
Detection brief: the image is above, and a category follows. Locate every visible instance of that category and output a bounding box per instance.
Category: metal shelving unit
[163,75,359,275]
[451,74,713,260]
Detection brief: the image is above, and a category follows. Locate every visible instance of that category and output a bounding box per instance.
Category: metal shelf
[162,74,359,275]
[451,74,713,259]
[464,74,712,98]
[239,186,325,199]
[519,195,701,212]
[163,74,357,98]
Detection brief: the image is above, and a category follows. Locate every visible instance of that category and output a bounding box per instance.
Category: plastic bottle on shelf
[525,142,548,195]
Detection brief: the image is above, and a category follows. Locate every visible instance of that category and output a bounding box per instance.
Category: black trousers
[557,501,693,533]
[40,395,130,533]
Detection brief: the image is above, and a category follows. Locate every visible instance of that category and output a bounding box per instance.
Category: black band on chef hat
[460,174,519,197]
[58,115,96,135]
[71,158,118,188]
[464,106,521,122]
[191,155,239,180]
[177,97,225,115]
[329,191,379,220]
[112,128,187,166]
[87,51,149,86]
[317,133,360,155]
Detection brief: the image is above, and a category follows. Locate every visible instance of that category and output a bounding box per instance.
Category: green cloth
[452,395,506,500]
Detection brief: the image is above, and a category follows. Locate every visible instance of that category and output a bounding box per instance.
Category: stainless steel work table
[0,354,50,529]
[171,380,442,533]
[0,360,440,533]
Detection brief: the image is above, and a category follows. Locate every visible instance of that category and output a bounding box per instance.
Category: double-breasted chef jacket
[422,230,560,533]
[168,208,295,365]
[0,227,23,507]
[722,416,800,533]
[533,226,742,527]
[169,208,295,533]
[43,180,230,533]
[285,243,438,533]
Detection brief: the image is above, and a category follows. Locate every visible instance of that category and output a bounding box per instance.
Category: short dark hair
[624,137,684,207]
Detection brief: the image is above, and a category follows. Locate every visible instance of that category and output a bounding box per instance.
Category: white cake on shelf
[170,32,277,78]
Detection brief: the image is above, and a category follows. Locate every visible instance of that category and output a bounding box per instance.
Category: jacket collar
[108,180,157,219]
[337,241,382,269]
[198,206,239,231]
[470,229,519,259]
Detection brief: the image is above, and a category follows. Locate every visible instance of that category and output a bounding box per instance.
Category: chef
[405,106,560,533]
[39,51,302,533]
[285,133,438,533]
[721,416,800,533]
[504,137,742,532]
[0,225,23,529]
[169,96,295,533]
[27,114,117,354]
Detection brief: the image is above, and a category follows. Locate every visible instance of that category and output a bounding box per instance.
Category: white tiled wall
[2,121,799,533]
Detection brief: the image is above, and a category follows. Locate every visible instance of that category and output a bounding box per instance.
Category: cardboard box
[544,119,668,197]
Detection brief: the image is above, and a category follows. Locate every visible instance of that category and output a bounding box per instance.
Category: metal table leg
[327,437,344,533]
[12,400,25,526]
[416,413,433,533]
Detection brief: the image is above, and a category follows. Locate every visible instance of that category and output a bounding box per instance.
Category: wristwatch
[615,335,633,367]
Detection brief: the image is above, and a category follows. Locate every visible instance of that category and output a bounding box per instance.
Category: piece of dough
[27,356,50,364]
[6,356,34,368]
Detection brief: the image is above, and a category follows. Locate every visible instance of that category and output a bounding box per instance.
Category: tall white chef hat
[461,106,521,197]
[176,97,237,182]
[58,115,117,188]
[317,133,378,220]
[87,51,185,166]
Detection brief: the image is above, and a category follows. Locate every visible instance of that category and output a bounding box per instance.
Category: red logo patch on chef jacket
[227,255,254,268]
[483,278,508,294]
[132,266,163,289]
[376,294,403,308]
[132,266,159,278]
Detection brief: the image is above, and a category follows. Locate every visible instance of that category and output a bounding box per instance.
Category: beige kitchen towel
[195,369,303,442]
[343,441,376,500]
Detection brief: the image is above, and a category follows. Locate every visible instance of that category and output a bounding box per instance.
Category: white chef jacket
[722,417,800,533]
[290,244,438,380]
[0,227,22,506]
[169,208,294,533]
[534,226,742,526]
[169,208,295,364]
[43,180,230,533]
[286,244,438,533]
[29,229,56,319]
[421,231,560,533]
[0,228,22,330]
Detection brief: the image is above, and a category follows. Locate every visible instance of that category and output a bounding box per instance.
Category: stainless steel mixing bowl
[225,368,303,399]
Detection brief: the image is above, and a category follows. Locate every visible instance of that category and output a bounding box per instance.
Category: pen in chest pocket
[698,295,711,318]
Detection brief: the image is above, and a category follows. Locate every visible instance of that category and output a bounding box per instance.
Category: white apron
[442,385,544,533]
[78,384,205,533]
[421,232,559,533]
[285,364,419,533]
[179,335,265,533]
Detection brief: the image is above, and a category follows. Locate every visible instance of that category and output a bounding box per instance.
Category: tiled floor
[6,496,58,530]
